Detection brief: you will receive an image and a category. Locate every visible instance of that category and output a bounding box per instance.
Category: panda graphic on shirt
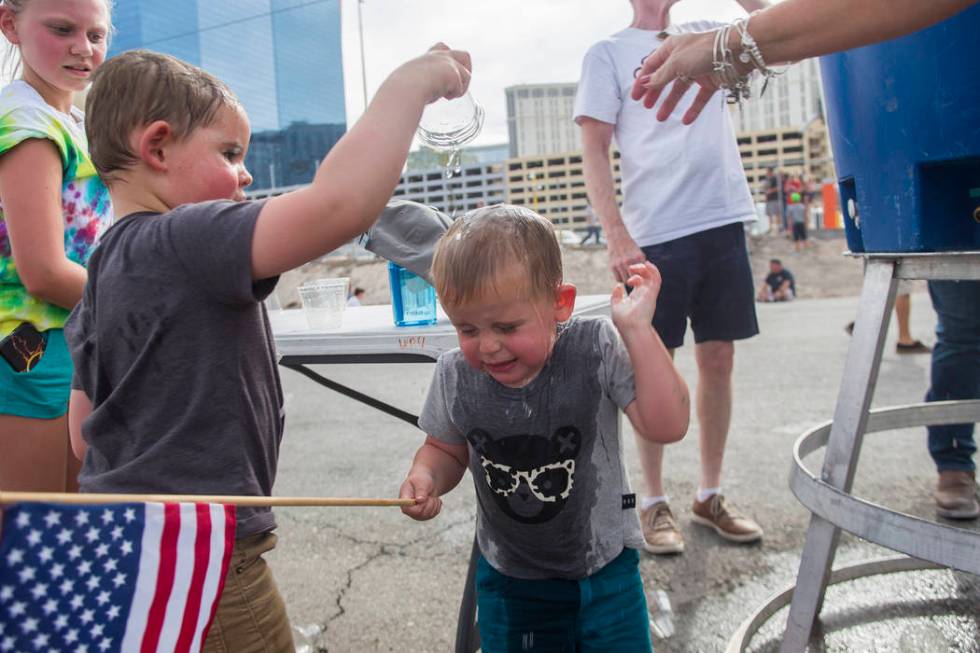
[466,425,581,524]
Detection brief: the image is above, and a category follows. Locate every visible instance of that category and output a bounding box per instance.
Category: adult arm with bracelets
[631,0,979,123]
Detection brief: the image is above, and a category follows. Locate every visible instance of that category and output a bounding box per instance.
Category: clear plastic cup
[416,93,485,152]
[298,278,348,330]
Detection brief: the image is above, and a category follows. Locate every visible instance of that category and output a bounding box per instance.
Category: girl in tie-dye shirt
[0,0,112,494]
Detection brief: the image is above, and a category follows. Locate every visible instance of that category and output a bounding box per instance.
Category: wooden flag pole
[0,491,415,508]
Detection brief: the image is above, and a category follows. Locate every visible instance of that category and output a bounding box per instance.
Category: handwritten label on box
[398,336,427,350]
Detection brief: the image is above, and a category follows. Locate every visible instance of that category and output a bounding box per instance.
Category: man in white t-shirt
[575,0,766,555]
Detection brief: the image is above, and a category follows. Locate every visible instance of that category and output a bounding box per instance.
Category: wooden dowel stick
[0,491,414,507]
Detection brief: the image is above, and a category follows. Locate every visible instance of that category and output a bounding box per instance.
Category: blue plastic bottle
[388,262,438,327]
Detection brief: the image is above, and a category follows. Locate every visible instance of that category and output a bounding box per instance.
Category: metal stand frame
[725,252,980,652]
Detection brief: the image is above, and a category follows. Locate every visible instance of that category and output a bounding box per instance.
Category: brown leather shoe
[691,494,763,543]
[639,502,684,554]
[935,470,979,519]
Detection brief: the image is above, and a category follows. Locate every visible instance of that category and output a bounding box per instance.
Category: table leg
[280,363,420,427]
[454,534,481,653]
[781,260,897,651]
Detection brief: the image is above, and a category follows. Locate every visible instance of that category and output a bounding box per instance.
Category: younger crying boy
[399,205,689,652]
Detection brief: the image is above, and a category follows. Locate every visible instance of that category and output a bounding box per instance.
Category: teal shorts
[0,328,72,419]
[476,547,652,652]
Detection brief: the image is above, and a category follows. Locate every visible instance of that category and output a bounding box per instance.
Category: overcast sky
[338,0,777,147]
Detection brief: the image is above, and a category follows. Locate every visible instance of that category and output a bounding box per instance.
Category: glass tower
[109,0,347,190]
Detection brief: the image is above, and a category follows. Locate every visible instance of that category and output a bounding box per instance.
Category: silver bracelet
[733,14,785,96]
[712,23,752,105]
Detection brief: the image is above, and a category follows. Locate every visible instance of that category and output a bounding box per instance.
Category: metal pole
[357,0,368,111]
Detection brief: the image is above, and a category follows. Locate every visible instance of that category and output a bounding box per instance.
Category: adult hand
[630,31,721,124]
[605,227,647,284]
[611,262,663,332]
[399,474,442,521]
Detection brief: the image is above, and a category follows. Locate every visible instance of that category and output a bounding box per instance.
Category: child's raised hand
[399,43,472,104]
[399,474,443,521]
[610,262,662,332]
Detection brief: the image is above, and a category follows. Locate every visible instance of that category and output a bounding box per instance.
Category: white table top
[271,294,611,362]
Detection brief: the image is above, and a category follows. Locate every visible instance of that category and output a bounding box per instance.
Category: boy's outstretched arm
[613,262,690,443]
[251,44,472,280]
[399,436,469,521]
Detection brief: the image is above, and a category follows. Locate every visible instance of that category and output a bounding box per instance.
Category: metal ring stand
[726,252,980,652]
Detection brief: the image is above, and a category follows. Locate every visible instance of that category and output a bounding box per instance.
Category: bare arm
[614,263,690,443]
[68,389,91,461]
[734,0,769,12]
[750,0,975,64]
[632,0,977,122]
[0,139,87,309]
[399,436,469,521]
[251,46,471,280]
[579,117,646,283]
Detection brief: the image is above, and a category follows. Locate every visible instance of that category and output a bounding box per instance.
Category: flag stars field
[1,502,234,652]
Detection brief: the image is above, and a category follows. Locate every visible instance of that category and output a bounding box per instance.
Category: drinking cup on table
[298,278,348,330]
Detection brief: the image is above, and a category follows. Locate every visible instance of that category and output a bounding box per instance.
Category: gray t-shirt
[65,200,283,538]
[420,316,645,580]
[788,203,806,225]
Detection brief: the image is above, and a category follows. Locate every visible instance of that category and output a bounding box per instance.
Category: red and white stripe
[121,503,235,653]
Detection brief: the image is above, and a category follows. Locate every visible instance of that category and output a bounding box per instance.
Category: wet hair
[431,204,563,308]
[85,49,242,183]
[1,0,115,81]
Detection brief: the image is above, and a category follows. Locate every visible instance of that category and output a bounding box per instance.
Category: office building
[393,163,507,216]
[505,151,622,227]
[406,143,509,172]
[505,83,581,158]
[110,0,347,191]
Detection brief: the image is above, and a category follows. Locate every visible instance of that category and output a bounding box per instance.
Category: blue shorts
[0,328,72,418]
[476,548,652,652]
[641,222,759,349]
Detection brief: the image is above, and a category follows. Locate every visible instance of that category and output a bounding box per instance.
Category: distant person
[783,174,803,234]
[399,205,689,651]
[788,192,809,252]
[66,46,471,651]
[577,0,767,556]
[579,202,602,245]
[0,0,113,496]
[347,286,366,306]
[763,167,782,233]
[758,258,795,302]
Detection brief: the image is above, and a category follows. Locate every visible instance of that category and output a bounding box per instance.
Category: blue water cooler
[819,5,980,252]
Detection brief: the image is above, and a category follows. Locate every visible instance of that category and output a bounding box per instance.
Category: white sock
[697,487,721,503]
[641,495,669,510]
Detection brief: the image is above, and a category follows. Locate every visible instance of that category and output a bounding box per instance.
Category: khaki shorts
[203,532,294,653]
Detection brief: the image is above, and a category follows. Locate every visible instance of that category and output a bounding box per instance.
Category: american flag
[0,502,235,653]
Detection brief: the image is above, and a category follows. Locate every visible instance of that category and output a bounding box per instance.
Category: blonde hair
[85,49,241,183]
[1,0,114,80]
[431,204,563,307]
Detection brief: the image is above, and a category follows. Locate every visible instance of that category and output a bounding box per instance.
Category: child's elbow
[643,409,689,444]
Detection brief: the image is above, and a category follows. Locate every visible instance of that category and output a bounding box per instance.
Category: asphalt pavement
[267,292,980,652]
